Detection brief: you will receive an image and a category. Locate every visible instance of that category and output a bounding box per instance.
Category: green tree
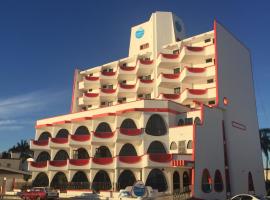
[8,139,33,161]
[260,128,270,181]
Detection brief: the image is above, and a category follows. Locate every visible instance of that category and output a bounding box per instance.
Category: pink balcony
[49,160,68,167]
[70,135,90,142]
[92,157,114,165]
[149,154,172,163]
[162,73,180,79]
[69,159,90,166]
[119,128,142,136]
[188,89,207,95]
[101,71,116,76]
[139,79,153,84]
[119,84,135,89]
[32,140,49,146]
[101,88,116,94]
[84,93,99,98]
[93,131,115,139]
[139,59,153,65]
[120,65,136,71]
[186,46,204,52]
[160,53,179,59]
[186,67,206,73]
[30,161,47,168]
[85,76,99,81]
[50,138,68,144]
[162,93,180,100]
[118,156,141,164]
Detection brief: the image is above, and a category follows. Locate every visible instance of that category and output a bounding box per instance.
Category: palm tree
[260,128,270,180]
[8,140,33,161]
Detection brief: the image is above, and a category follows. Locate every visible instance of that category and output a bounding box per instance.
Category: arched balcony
[93,122,114,139]
[71,126,91,143]
[92,146,113,165]
[70,171,90,190]
[119,118,142,136]
[32,172,49,187]
[117,170,136,191]
[92,170,112,191]
[50,172,68,189]
[145,114,167,136]
[146,169,168,192]
[118,143,141,165]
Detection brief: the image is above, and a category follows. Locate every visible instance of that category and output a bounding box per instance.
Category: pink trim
[70,69,78,113]
[187,67,206,73]
[70,134,90,142]
[149,153,172,163]
[186,46,204,52]
[69,159,90,166]
[214,20,219,106]
[139,79,153,84]
[35,124,52,129]
[118,156,141,164]
[139,59,153,65]
[161,53,179,59]
[232,121,246,131]
[162,93,180,100]
[32,140,48,146]
[119,84,135,89]
[92,157,113,165]
[188,89,207,95]
[119,128,142,136]
[120,65,136,71]
[101,88,116,93]
[71,117,92,122]
[52,120,71,125]
[93,131,115,138]
[84,93,99,98]
[101,71,116,76]
[49,160,67,167]
[85,76,99,81]
[30,161,47,168]
[51,138,68,144]
[162,73,180,79]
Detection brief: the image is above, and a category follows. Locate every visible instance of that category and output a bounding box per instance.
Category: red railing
[187,67,206,73]
[84,93,99,98]
[140,79,153,84]
[161,53,179,59]
[70,134,90,142]
[139,59,153,65]
[49,160,67,167]
[186,46,204,52]
[118,156,141,164]
[32,140,49,146]
[149,154,172,163]
[188,89,207,95]
[120,65,136,71]
[30,161,47,168]
[119,128,142,136]
[69,159,90,166]
[101,88,116,94]
[162,94,180,99]
[93,131,114,138]
[119,84,135,89]
[85,76,99,81]
[162,73,180,79]
[92,157,113,165]
[50,138,68,144]
[101,71,116,76]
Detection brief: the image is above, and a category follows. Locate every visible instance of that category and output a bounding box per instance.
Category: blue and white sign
[131,181,147,197]
[135,27,144,39]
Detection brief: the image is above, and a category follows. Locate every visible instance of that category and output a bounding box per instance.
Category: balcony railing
[139,59,153,65]
[32,140,49,146]
[92,157,113,165]
[160,53,179,59]
[70,134,90,142]
[139,79,153,84]
[148,154,173,163]
[162,93,180,100]
[93,131,115,138]
[118,156,141,164]
[186,67,206,73]
[120,65,136,71]
[101,71,116,76]
[186,46,204,52]
[49,160,68,167]
[30,161,48,168]
[162,73,180,79]
[84,93,99,98]
[119,128,142,136]
[101,88,117,94]
[85,76,99,81]
[188,89,207,95]
[69,159,90,166]
[50,138,68,144]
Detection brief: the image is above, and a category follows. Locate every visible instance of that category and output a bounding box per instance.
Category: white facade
[29,12,265,199]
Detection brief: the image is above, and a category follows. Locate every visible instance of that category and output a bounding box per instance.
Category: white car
[230,194,270,200]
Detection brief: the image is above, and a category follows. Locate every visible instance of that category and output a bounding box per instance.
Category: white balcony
[30,140,50,151]
[157,73,181,87]
[179,66,215,83]
[78,76,100,91]
[116,156,142,168]
[79,93,100,106]
[48,160,68,171]
[69,134,91,147]
[28,161,48,172]
[136,59,154,76]
[156,53,181,68]
[143,154,172,168]
[50,138,69,149]
[180,87,216,104]
[136,79,154,94]
[116,128,143,142]
[91,131,116,144]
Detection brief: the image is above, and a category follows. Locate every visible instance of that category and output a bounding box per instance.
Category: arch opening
[94,146,112,158]
[74,126,90,135]
[56,129,69,138]
[145,114,167,136]
[147,141,167,154]
[38,132,51,141]
[117,170,136,191]
[201,169,212,193]
[119,143,137,156]
[50,172,68,189]
[214,170,223,192]
[145,169,168,192]
[95,122,112,132]
[36,151,50,162]
[54,150,69,161]
[120,118,137,129]
[32,172,49,187]
[173,171,180,192]
[92,170,112,191]
[70,171,90,189]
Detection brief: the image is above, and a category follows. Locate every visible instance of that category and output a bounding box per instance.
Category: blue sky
[0,0,270,151]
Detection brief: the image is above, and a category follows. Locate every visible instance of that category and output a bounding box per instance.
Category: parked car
[19,187,59,200]
[230,194,270,200]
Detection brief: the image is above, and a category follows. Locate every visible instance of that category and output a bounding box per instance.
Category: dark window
[33,172,49,187]
[185,118,193,125]
[38,132,51,141]
[173,171,180,192]
[204,38,211,43]
[207,79,214,84]
[74,126,90,135]
[120,119,137,129]
[92,170,112,191]
[140,43,149,50]
[95,122,112,133]
[50,172,68,189]
[117,170,136,191]
[147,141,167,154]
[146,169,168,192]
[201,169,212,193]
[94,146,112,158]
[170,142,177,150]
[248,172,255,192]
[214,170,224,192]
[194,117,202,125]
[208,100,215,105]
[54,150,69,161]
[74,148,90,159]
[206,58,213,63]
[119,143,137,156]
[183,171,190,192]
[145,114,167,136]
[178,119,185,126]
[174,87,181,94]
[56,129,69,138]
[174,68,180,74]
[173,49,179,54]
[72,171,89,183]
[187,140,193,149]
[36,151,50,162]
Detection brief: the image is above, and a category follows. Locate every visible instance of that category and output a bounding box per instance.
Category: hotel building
[29,12,265,199]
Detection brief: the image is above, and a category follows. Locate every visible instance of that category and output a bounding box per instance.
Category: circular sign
[135,27,144,39]
[175,21,182,32]
[131,181,147,197]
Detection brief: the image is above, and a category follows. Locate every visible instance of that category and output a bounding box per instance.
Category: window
[56,129,69,138]
[187,140,193,149]
[120,118,137,129]
[173,171,180,192]
[207,79,214,84]
[118,97,126,104]
[92,170,112,191]
[174,87,181,94]
[204,38,211,43]
[185,118,193,125]
[74,126,90,135]
[117,170,136,191]
[88,89,93,92]
[194,117,202,125]
[214,170,223,192]
[201,169,212,193]
[145,94,151,99]
[145,169,168,192]
[177,119,185,126]
[170,142,177,150]
[119,80,127,84]
[95,122,112,133]
[147,141,167,154]
[38,132,51,141]
[174,68,180,74]
[119,143,137,156]
[183,171,190,191]
[206,58,213,63]
[173,49,179,54]
[140,43,149,50]
[145,114,167,136]
[208,100,215,105]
